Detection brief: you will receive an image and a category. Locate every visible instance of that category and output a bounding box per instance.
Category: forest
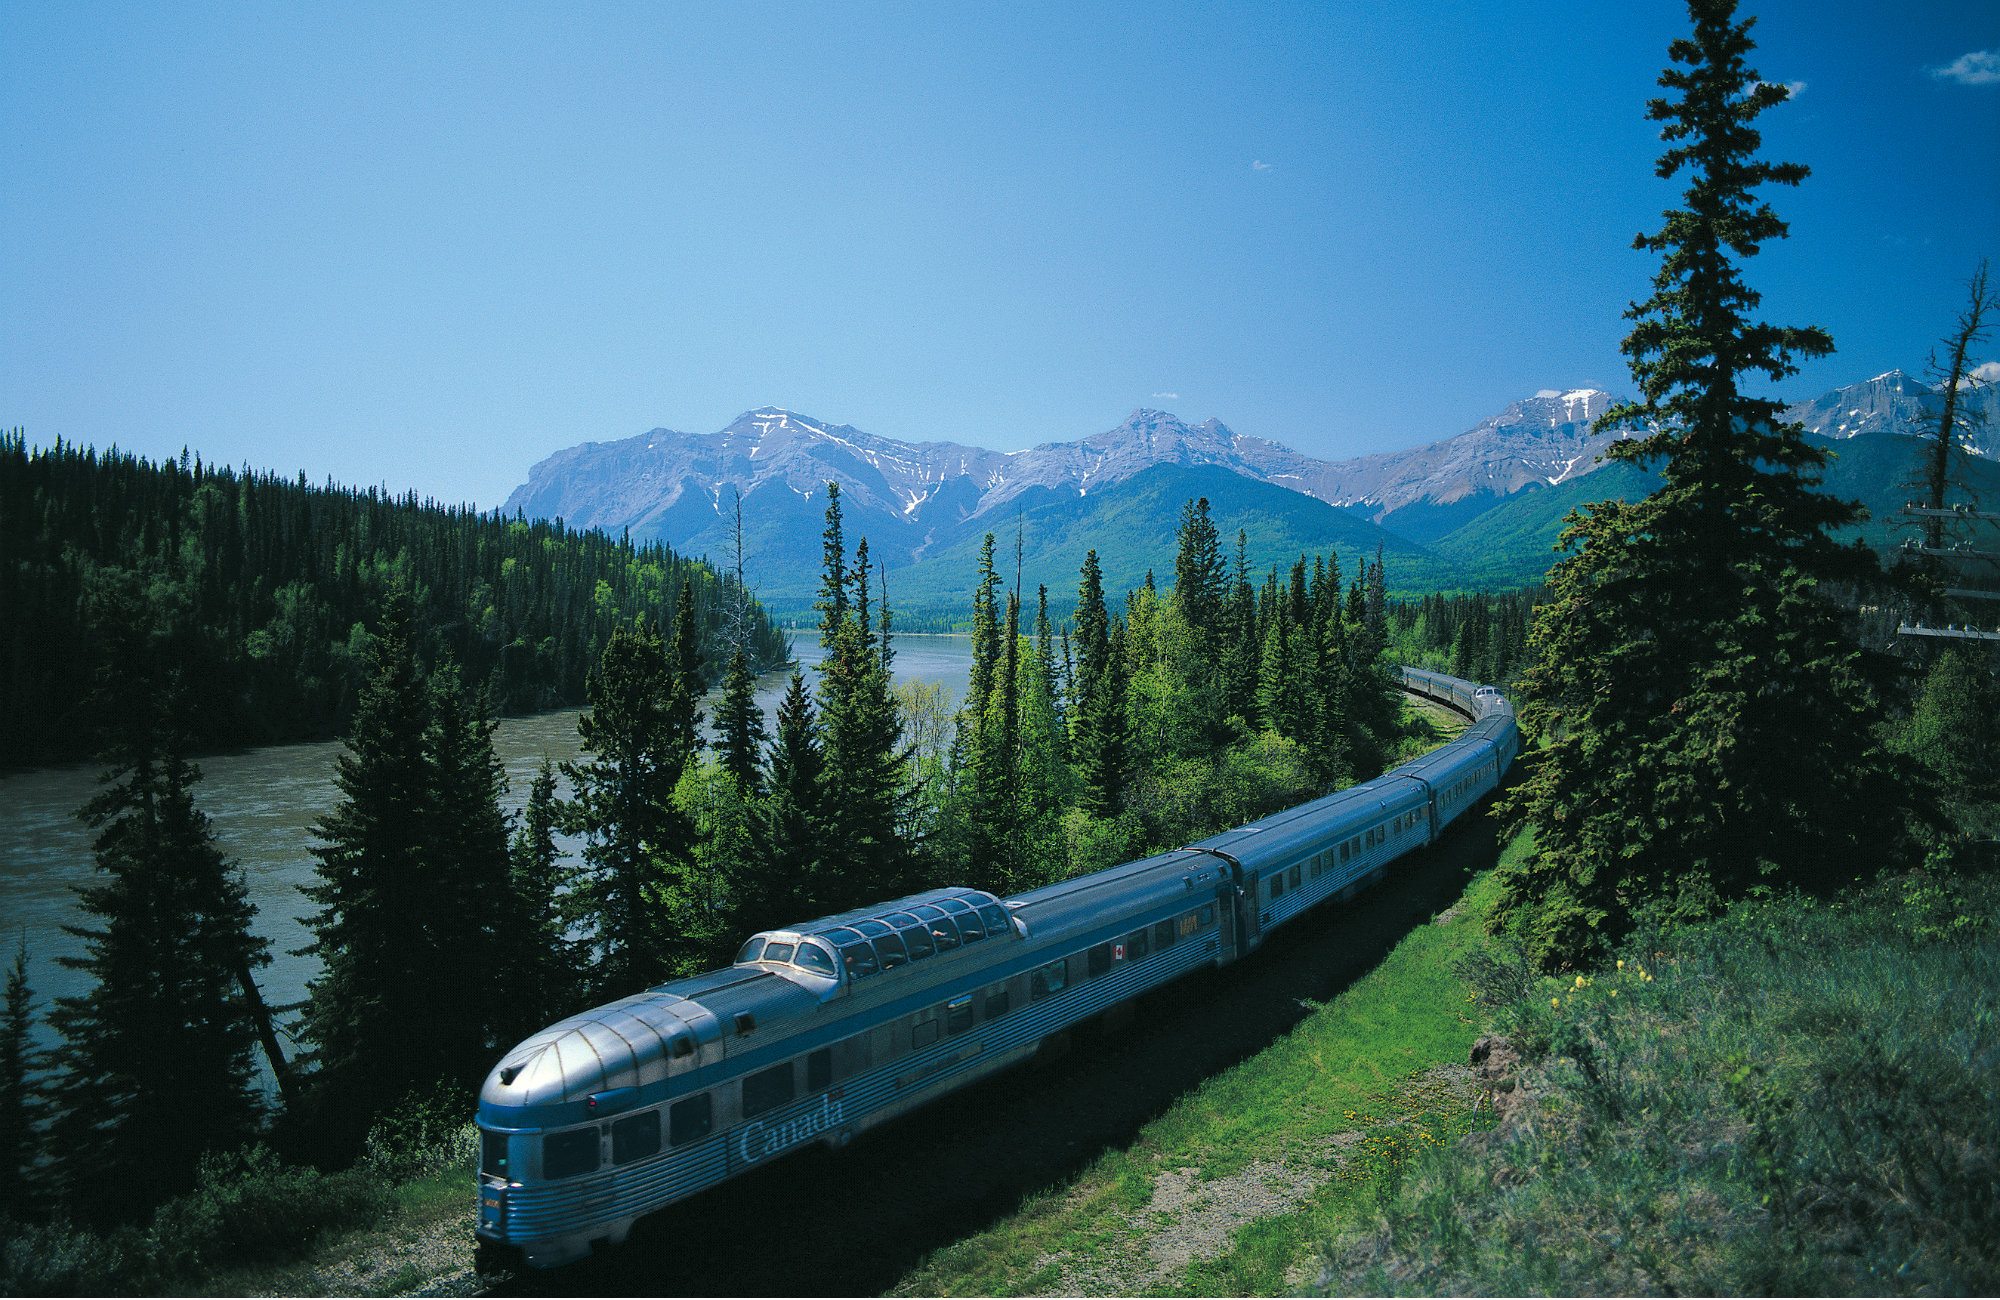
[0,432,789,768]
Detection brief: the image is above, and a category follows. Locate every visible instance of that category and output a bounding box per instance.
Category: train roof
[1006,847,1226,945]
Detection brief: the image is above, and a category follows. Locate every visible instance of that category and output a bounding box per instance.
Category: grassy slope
[895,842,2000,1298]
[1324,870,2000,1295]
[891,833,1523,1296]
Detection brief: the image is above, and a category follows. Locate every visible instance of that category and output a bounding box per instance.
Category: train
[473,666,1517,1270]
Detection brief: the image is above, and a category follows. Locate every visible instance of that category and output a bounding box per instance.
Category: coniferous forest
[0,432,789,768]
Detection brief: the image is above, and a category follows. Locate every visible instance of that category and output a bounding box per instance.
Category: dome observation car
[732,888,1018,988]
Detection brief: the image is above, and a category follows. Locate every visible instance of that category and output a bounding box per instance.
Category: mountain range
[504,371,2000,614]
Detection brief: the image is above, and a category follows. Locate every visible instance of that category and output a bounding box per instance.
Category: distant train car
[475,668,1517,1270]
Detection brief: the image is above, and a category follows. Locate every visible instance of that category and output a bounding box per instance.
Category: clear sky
[3,1,1996,510]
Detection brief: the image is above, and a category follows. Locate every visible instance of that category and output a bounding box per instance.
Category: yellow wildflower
[1551,997,1561,1008]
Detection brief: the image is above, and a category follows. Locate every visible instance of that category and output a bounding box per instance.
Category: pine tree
[0,941,45,1223]
[298,590,451,1146]
[1495,0,1908,967]
[814,494,913,910]
[424,664,523,1061]
[1071,550,1126,817]
[53,706,269,1218]
[752,670,831,926]
[715,647,769,795]
[510,758,580,1028]
[562,619,694,993]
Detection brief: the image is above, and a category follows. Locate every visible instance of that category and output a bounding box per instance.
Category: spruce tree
[0,941,44,1223]
[298,590,450,1145]
[54,717,269,1219]
[1496,0,1908,967]
[510,758,580,1028]
[715,647,769,794]
[1071,550,1125,817]
[753,669,831,925]
[814,494,913,910]
[562,619,693,993]
[424,664,523,1062]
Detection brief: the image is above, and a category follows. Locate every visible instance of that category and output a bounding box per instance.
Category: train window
[912,1018,940,1049]
[883,911,920,930]
[1127,929,1150,961]
[807,1048,833,1092]
[1031,959,1068,1000]
[1199,905,1215,927]
[612,1112,660,1165]
[821,926,862,947]
[763,941,795,964]
[853,920,891,938]
[978,903,1011,936]
[742,1064,795,1118]
[900,923,935,960]
[957,911,988,943]
[984,985,1011,1018]
[935,897,972,915]
[1087,943,1113,976]
[840,943,879,980]
[1155,919,1177,949]
[669,1094,713,1146]
[1338,842,1350,864]
[1177,911,1200,938]
[1270,873,1284,899]
[481,1130,510,1178]
[793,941,837,976]
[872,932,910,970]
[736,937,767,963]
[543,1128,599,1180]
[1289,865,1302,890]
[946,995,974,1034]
[928,915,962,952]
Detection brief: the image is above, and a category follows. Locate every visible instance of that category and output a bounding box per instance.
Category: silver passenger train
[474,667,1517,1268]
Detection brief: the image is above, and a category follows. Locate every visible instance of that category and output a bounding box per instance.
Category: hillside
[1429,429,2000,587]
[816,463,1449,620]
[0,434,788,766]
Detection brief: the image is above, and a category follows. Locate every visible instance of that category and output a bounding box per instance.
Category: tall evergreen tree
[1495,0,1908,967]
[0,941,45,1223]
[424,664,525,1060]
[53,687,269,1217]
[299,611,528,1140]
[562,619,695,992]
[1070,549,1126,817]
[510,758,580,1029]
[815,496,913,910]
[715,647,769,794]
[751,669,831,926]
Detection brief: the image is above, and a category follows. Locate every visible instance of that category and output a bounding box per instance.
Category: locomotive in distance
[473,666,1518,1269]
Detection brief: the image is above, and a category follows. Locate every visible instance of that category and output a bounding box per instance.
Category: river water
[0,635,971,1075]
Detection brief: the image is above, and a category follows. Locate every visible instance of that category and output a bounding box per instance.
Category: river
[0,634,972,1078]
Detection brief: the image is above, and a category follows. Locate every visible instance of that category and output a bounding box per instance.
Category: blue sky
[3,1,1996,509]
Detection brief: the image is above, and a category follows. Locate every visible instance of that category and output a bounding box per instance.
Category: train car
[475,667,1518,1270]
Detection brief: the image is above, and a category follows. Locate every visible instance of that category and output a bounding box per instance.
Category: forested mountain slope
[0,433,788,767]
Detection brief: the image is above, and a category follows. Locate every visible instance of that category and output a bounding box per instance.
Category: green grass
[891,832,1528,1296]
[1321,868,2000,1295]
